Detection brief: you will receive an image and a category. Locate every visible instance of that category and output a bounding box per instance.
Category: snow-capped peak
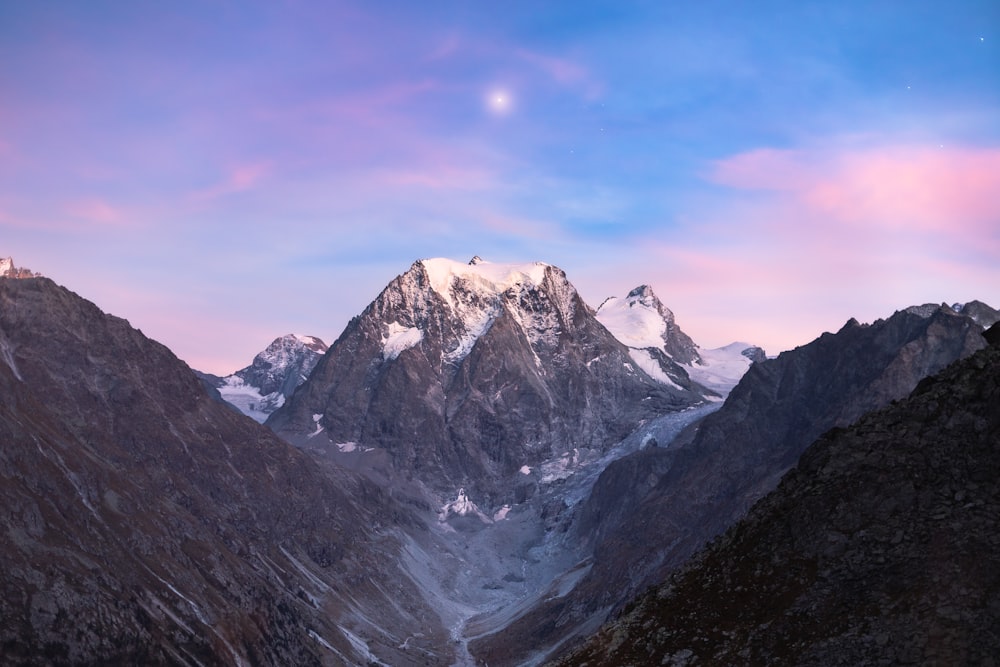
[0,257,12,275]
[214,333,328,422]
[420,257,550,309]
[596,286,670,350]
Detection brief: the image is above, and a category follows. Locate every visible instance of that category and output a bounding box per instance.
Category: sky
[2,1,998,374]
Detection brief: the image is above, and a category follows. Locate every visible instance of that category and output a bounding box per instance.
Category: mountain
[268,257,712,506]
[200,334,327,422]
[1,256,40,279]
[555,322,1000,666]
[952,299,1000,327]
[471,302,994,665]
[596,285,765,396]
[0,277,454,666]
[596,285,701,364]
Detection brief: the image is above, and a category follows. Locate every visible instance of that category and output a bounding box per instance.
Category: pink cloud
[374,164,498,191]
[66,198,126,225]
[600,142,1000,355]
[709,144,1000,233]
[191,161,271,202]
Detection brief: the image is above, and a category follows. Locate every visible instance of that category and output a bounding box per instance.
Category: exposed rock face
[555,324,1000,667]
[953,299,1000,328]
[0,278,451,666]
[0,256,40,279]
[201,334,328,422]
[269,258,709,505]
[472,303,991,666]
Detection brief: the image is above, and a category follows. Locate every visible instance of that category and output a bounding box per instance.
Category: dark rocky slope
[555,323,1000,666]
[0,277,450,665]
[473,303,992,665]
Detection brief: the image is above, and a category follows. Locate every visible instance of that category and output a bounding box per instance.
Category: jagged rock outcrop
[555,323,1000,666]
[473,302,993,666]
[953,299,1000,328]
[200,334,327,422]
[0,277,451,666]
[269,258,710,506]
[0,256,40,279]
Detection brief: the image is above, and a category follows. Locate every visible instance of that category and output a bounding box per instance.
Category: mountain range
[1,254,997,666]
[555,320,1000,666]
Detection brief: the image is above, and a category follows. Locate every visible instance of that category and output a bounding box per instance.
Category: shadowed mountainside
[0,277,450,666]
[555,323,1000,666]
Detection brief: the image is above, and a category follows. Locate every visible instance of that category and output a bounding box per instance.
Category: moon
[485,88,513,115]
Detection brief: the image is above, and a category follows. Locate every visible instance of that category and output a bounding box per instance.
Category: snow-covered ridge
[596,292,667,350]
[684,342,760,395]
[421,257,550,310]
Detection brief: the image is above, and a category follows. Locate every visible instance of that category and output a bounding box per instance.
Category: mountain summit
[202,334,328,422]
[269,257,712,505]
[597,284,765,395]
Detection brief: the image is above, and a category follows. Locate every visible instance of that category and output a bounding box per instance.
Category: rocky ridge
[471,302,994,665]
[0,277,452,666]
[554,322,1000,666]
[0,256,40,279]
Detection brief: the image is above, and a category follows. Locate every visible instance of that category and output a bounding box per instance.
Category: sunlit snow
[628,348,681,389]
[683,342,758,394]
[595,294,666,349]
[381,321,423,360]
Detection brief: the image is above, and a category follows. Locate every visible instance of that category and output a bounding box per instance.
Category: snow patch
[493,505,512,521]
[0,335,22,381]
[684,342,757,395]
[218,377,274,423]
[382,321,423,360]
[596,295,667,349]
[519,465,532,475]
[628,348,681,389]
[438,488,493,524]
[339,626,388,666]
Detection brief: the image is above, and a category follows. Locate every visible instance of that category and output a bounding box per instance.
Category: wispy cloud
[190,162,271,202]
[66,198,125,225]
[516,48,604,99]
[708,144,1000,233]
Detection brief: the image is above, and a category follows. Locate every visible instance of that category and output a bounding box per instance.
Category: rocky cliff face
[269,258,710,506]
[471,303,993,665]
[0,278,452,666]
[555,323,1000,666]
[0,256,40,279]
[201,334,328,422]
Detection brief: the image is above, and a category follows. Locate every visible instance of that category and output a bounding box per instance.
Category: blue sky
[2,1,998,373]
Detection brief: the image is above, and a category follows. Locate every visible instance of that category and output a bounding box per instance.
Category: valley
[0,255,996,666]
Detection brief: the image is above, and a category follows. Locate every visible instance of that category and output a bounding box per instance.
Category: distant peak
[469,255,484,265]
[0,256,40,279]
[626,284,655,299]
